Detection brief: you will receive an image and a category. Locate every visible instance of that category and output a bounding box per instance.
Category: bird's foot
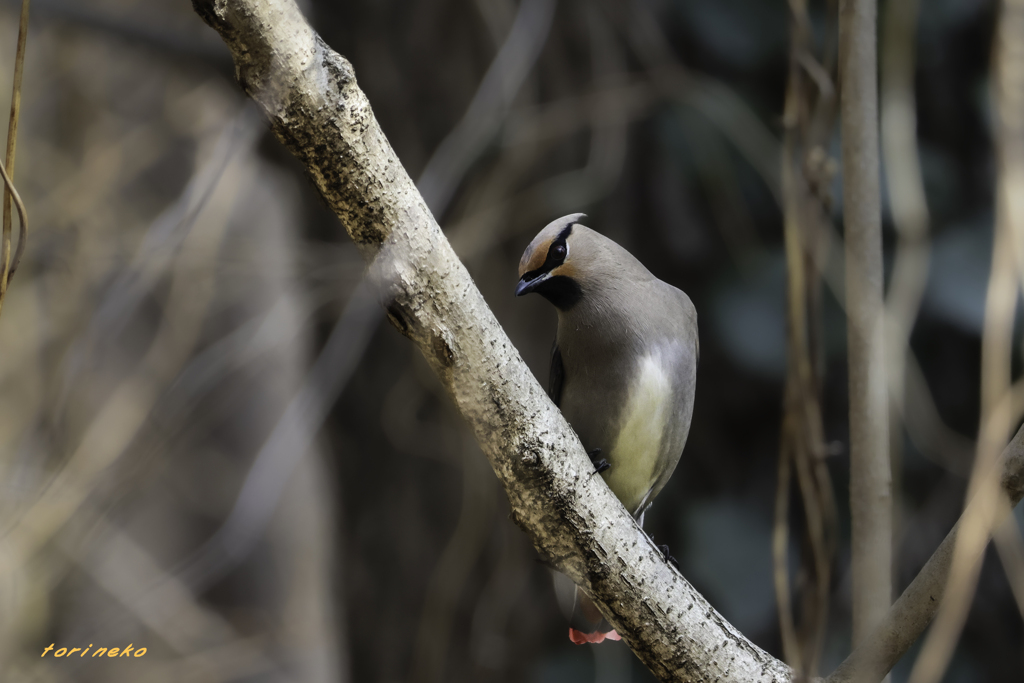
[569,628,621,645]
[588,448,610,474]
[657,543,679,569]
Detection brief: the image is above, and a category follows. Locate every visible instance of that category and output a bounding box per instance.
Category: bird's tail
[568,586,621,644]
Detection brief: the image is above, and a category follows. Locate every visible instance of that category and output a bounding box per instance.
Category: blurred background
[0,0,1021,681]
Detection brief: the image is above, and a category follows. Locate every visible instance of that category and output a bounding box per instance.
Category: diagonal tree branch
[188,1,1024,681]
[188,0,793,680]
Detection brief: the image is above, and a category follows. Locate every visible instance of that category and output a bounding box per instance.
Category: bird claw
[658,544,679,568]
[587,448,610,474]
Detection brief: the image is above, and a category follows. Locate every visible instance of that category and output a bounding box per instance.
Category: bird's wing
[644,335,699,513]
[548,342,564,406]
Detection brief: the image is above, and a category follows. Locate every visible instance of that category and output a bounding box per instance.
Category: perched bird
[515,213,698,644]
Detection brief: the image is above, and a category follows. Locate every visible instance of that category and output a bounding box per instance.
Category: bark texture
[189,0,794,680]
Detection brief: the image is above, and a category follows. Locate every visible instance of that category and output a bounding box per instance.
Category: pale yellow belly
[601,353,673,516]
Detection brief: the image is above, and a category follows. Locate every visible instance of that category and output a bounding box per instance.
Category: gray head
[516,213,654,311]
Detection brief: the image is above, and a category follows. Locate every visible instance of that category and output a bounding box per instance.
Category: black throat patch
[534,275,583,310]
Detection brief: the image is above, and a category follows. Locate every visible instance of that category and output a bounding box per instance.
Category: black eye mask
[516,223,582,310]
[520,223,574,283]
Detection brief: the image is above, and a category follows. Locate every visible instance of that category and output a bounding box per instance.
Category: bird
[515,213,698,644]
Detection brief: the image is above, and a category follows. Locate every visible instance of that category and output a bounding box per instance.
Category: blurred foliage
[0,0,1020,682]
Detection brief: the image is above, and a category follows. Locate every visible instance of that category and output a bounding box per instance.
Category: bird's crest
[518,213,587,277]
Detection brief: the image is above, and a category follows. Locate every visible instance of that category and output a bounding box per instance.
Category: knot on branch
[430,328,455,368]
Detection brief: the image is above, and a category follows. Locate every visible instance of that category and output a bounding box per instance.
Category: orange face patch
[550,261,576,280]
[518,237,553,277]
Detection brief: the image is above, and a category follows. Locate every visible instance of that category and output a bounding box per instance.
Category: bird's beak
[515,272,549,297]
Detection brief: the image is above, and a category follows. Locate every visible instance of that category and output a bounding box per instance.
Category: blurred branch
[992,507,1024,614]
[827,423,1024,683]
[623,2,783,206]
[794,189,972,482]
[446,76,654,261]
[450,0,785,264]
[189,0,795,679]
[677,107,761,262]
[775,0,839,676]
[907,1,1024,680]
[631,0,967,494]
[0,0,29,319]
[510,5,628,216]
[472,0,515,47]
[449,0,782,265]
[0,160,26,315]
[430,0,564,256]
[839,0,892,651]
[899,353,974,476]
[881,0,930,441]
[798,165,970,480]
[880,0,931,606]
[4,0,232,69]
[61,508,284,681]
[501,81,656,149]
[0,107,250,576]
[416,0,555,217]
[412,435,496,683]
[82,109,259,344]
[51,107,260,431]
[175,276,379,591]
